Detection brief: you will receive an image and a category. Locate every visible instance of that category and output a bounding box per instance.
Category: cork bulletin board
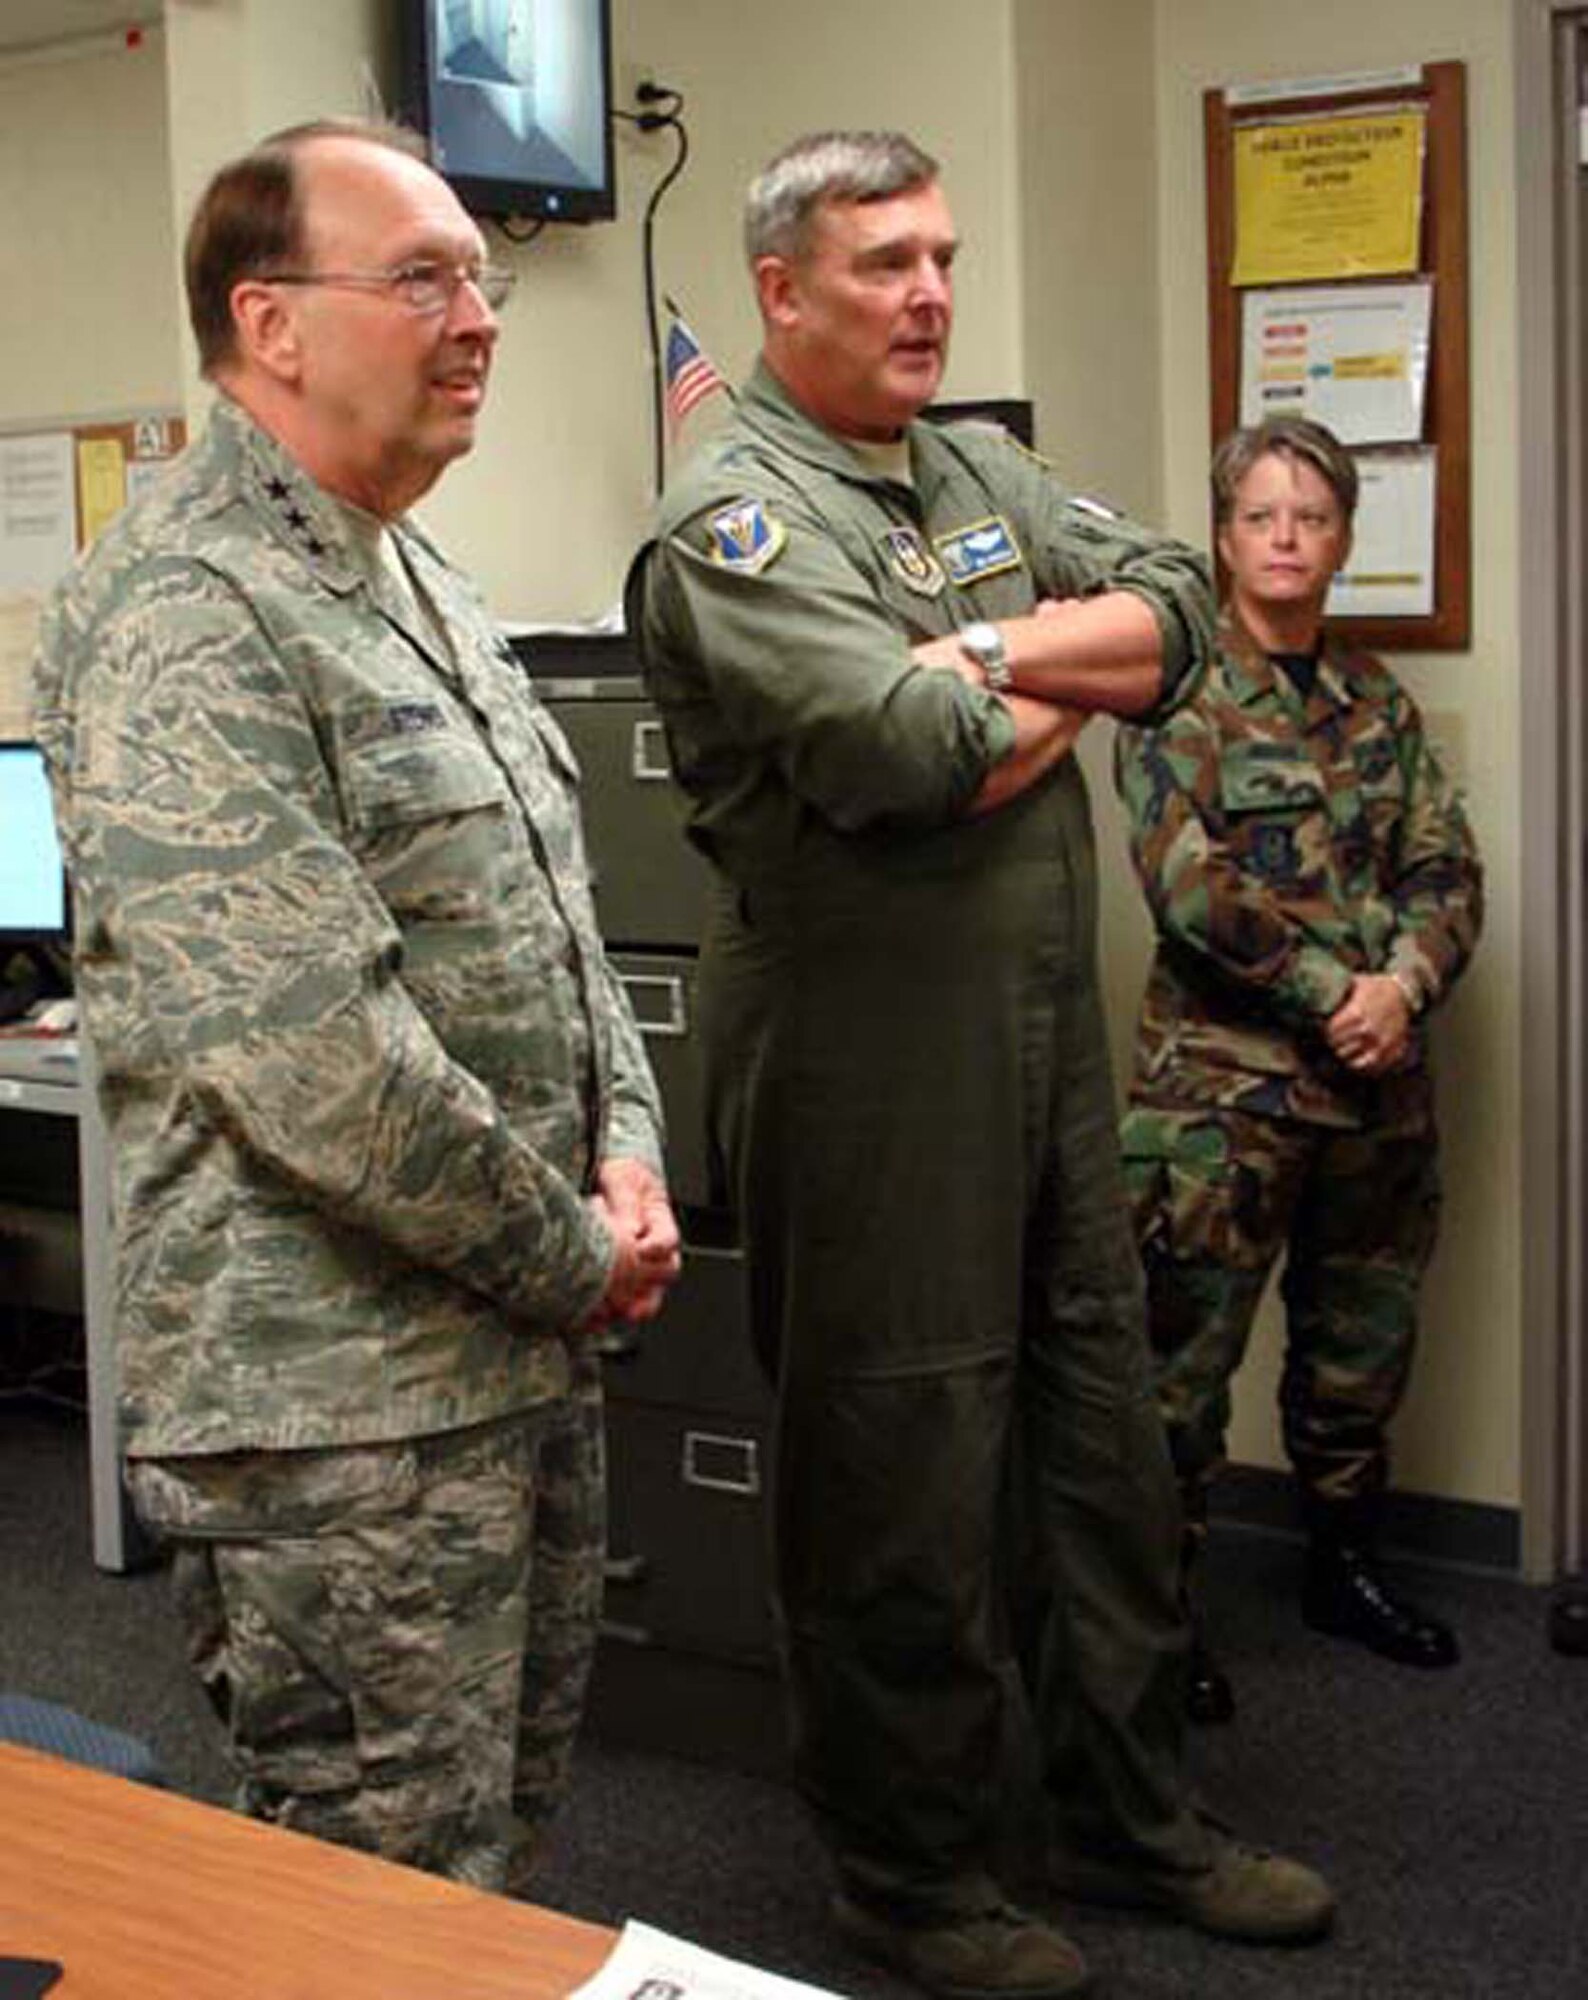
[1203,61,1469,650]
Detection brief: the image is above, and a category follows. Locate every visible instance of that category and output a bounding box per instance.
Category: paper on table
[0,1960,63,2000]
[569,1921,851,2000]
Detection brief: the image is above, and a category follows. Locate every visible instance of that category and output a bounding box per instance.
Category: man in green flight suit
[632,130,1333,2000]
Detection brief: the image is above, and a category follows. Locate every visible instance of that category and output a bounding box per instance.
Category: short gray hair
[1211,416,1359,525]
[743,130,940,264]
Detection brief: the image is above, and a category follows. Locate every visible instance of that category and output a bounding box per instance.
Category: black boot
[1548,1580,1588,1656]
[1180,1515,1235,1724]
[1302,1503,1459,1668]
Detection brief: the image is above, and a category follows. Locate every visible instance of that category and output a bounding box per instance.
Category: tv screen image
[0,743,68,943]
[408,0,615,223]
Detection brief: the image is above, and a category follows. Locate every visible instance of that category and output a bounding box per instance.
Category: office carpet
[3,1395,1587,2000]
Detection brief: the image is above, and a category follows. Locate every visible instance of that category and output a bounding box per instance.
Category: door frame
[1515,0,1588,1579]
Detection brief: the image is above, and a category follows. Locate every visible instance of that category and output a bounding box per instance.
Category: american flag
[663,308,730,435]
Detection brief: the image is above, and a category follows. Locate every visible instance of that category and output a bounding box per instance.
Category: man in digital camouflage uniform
[32,120,680,1888]
[632,130,1333,2000]
[1116,416,1482,1724]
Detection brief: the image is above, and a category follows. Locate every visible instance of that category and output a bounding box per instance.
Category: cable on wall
[613,81,689,497]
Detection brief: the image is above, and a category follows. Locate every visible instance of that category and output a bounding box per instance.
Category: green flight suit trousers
[700,769,1207,1916]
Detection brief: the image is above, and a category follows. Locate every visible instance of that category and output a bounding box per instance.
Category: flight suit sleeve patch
[703,497,787,575]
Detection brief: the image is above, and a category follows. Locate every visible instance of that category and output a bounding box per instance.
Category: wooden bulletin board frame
[1203,60,1469,650]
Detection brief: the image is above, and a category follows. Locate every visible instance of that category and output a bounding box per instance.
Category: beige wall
[1140,0,1521,1506]
[0,32,181,426]
[164,0,387,420]
[1014,0,1162,520]
[418,0,1028,618]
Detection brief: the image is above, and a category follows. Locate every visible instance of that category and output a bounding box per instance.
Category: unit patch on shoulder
[880,525,946,598]
[704,498,786,575]
[934,516,1024,587]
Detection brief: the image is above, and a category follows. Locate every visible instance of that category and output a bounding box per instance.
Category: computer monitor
[0,742,69,946]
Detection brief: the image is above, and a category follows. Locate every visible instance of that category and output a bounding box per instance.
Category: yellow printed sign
[76,436,127,546]
[1232,109,1425,286]
[1333,353,1403,380]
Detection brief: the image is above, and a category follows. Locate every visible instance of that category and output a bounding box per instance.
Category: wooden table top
[0,1743,616,1999]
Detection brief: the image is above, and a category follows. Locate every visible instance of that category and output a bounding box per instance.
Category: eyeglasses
[265,259,517,315]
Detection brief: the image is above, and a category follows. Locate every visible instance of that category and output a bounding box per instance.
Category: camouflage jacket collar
[208,396,462,680]
[1219,608,1354,714]
[211,394,386,600]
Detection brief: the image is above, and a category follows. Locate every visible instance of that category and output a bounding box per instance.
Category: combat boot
[1549,1579,1588,1656]
[1302,1499,1458,1668]
[1047,1819,1335,1944]
[831,1888,1093,1998]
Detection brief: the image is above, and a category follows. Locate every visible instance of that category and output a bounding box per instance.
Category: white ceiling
[0,2,163,55]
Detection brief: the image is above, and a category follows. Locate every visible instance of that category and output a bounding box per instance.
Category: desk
[0,1743,615,1998]
[0,1038,140,1571]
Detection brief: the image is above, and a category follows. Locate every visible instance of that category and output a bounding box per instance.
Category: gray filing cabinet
[517,632,783,1770]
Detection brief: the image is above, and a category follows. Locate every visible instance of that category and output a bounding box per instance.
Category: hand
[1324,973,1411,1075]
[589,1156,682,1324]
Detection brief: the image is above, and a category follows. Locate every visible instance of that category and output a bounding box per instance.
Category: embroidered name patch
[880,526,946,598]
[705,498,786,575]
[935,516,1023,586]
[344,700,448,751]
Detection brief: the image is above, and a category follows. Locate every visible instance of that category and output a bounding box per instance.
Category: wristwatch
[958,621,1013,692]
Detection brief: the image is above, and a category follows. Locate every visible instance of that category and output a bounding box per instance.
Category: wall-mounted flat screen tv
[400,0,616,224]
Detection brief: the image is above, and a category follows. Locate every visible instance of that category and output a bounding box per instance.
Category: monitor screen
[0,743,69,942]
[403,0,616,225]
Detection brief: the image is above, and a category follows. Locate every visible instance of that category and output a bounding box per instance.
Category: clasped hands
[1325,973,1412,1076]
[589,1155,681,1325]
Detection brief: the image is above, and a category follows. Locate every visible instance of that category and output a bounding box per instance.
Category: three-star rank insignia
[880,526,946,598]
[935,515,1024,587]
[705,498,786,575]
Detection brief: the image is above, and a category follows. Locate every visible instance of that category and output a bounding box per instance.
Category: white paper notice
[0,594,40,736]
[1241,280,1432,444]
[1327,447,1436,619]
[0,433,76,596]
[570,1922,852,2000]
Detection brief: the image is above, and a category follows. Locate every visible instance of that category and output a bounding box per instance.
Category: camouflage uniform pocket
[1218,744,1326,886]
[1121,1105,1289,1273]
[341,729,510,830]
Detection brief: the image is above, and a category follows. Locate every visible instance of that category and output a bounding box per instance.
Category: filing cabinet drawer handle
[619,972,688,1038]
[631,719,673,782]
[681,1430,761,1497]
[598,1617,654,1647]
[604,1553,650,1586]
